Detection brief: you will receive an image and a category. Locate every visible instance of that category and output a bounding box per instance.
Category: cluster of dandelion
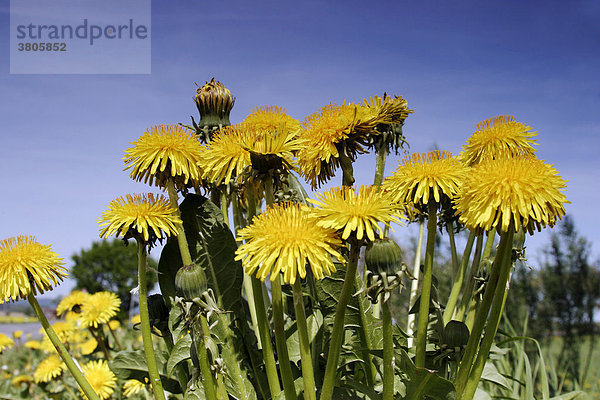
[0,78,569,400]
[0,292,152,399]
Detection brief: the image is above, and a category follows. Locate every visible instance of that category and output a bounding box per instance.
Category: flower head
[0,236,67,303]
[98,193,182,245]
[81,360,117,400]
[0,333,14,352]
[361,94,413,153]
[56,290,90,316]
[455,156,568,233]
[383,151,467,207]
[236,203,344,284]
[78,337,98,356]
[123,379,147,397]
[34,355,65,383]
[79,291,121,328]
[11,375,33,387]
[124,124,204,189]
[198,126,250,184]
[309,185,404,241]
[239,105,301,136]
[297,103,379,188]
[460,115,538,166]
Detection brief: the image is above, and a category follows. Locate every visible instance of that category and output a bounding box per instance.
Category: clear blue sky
[1,0,599,299]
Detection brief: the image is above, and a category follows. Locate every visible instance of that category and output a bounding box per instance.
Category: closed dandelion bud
[175,263,208,301]
[365,237,403,275]
[443,320,470,348]
[194,78,235,132]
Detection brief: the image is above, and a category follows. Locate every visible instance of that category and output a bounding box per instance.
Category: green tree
[71,239,158,318]
[535,215,599,380]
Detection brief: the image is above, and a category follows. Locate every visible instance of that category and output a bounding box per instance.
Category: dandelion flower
[98,193,182,244]
[108,320,121,330]
[79,291,121,328]
[297,103,379,188]
[383,151,467,207]
[455,156,568,233]
[81,360,117,400]
[0,236,67,303]
[12,330,23,339]
[34,355,65,383]
[131,314,141,325]
[24,340,41,349]
[239,105,301,135]
[11,375,33,386]
[236,203,344,284]
[123,379,147,397]
[56,290,90,316]
[198,126,250,184]
[460,115,537,166]
[308,185,404,241]
[0,333,13,352]
[124,124,204,189]
[78,337,98,356]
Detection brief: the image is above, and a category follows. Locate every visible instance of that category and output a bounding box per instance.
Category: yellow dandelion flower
[0,236,67,303]
[12,330,23,339]
[78,337,98,356]
[98,193,182,244]
[460,115,538,166]
[455,156,568,233]
[0,332,14,352]
[297,103,379,188]
[123,379,147,397]
[46,321,78,343]
[108,320,121,330]
[198,125,250,184]
[64,310,81,323]
[81,360,117,400]
[34,355,65,383]
[123,124,204,189]
[239,105,301,135]
[11,375,33,386]
[383,151,467,207]
[56,290,90,316]
[24,339,41,349]
[235,203,345,284]
[131,314,141,325]
[79,291,121,328]
[362,94,413,126]
[308,185,405,241]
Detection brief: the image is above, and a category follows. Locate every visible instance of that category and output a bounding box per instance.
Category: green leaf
[109,350,182,394]
[481,361,511,390]
[549,392,590,400]
[403,368,456,400]
[183,385,207,400]
[160,194,258,400]
[166,332,192,377]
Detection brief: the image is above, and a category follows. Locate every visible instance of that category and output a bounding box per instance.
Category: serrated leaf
[109,350,182,394]
[166,332,192,377]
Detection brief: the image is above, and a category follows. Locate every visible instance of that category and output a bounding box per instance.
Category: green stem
[415,203,437,368]
[28,295,100,400]
[107,323,123,351]
[272,277,297,400]
[220,189,229,227]
[407,218,425,349]
[456,233,484,321]
[88,327,110,360]
[194,317,218,400]
[373,146,388,187]
[356,272,377,386]
[251,276,282,398]
[443,230,477,325]
[320,241,361,400]
[382,299,394,400]
[447,221,459,280]
[136,240,168,400]
[339,145,355,187]
[165,179,194,266]
[293,280,317,400]
[454,229,511,395]
[460,228,514,400]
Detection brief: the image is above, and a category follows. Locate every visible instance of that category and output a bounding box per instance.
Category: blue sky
[1,0,599,299]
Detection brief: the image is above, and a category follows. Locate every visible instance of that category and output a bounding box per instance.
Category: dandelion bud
[194,78,235,134]
[175,263,208,301]
[442,320,470,348]
[365,237,403,275]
